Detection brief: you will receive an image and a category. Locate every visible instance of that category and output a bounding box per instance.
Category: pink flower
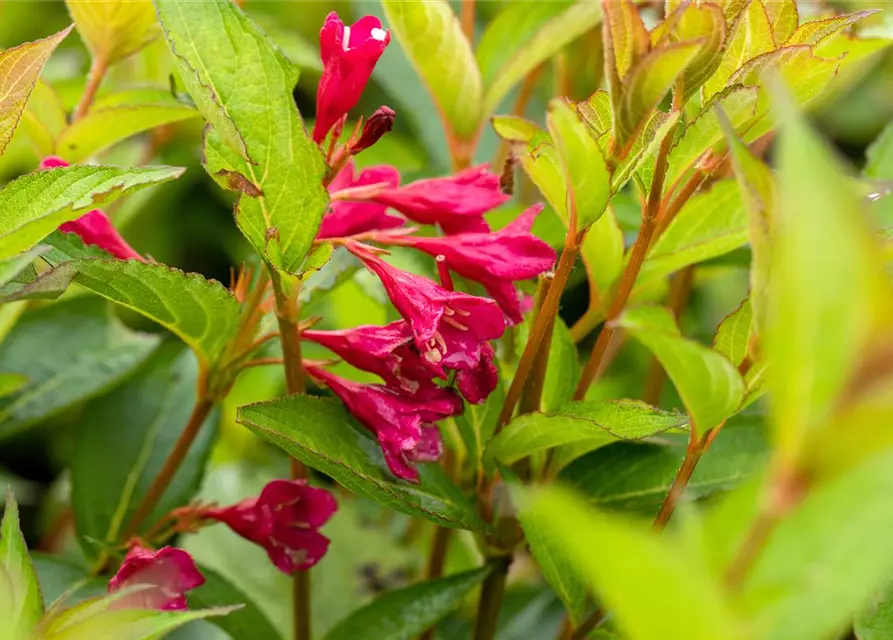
[313,12,390,144]
[391,204,556,323]
[348,243,505,403]
[307,365,461,482]
[319,161,403,239]
[39,157,142,261]
[205,479,336,575]
[107,545,204,611]
[371,165,510,234]
[303,320,436,393]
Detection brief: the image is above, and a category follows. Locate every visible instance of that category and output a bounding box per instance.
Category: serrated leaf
[613,109,681,191]
[525,486,745,640]
[238,395,489,532]
[0,27,72,156]
[480,2,603,116]
[66,0,159,65]
[0,164,183,261]
[730,46,840,143]
[6,259,241,366]
[72,344,216,555]
[189,566,283,640]
[1,491,43,637]
[665,85,759,191]
[546,99,610,230]
[763,0,798,44]
[618,305,744,436]
[56,89,199,162]
[0,246,48,288]
[0,297,158,440]
[487,399,688,465]
[324,568,490,640]
[657,2,726,100]
[713,298,753,368]
[766,92,891,459]
[156,0,328,274]
[640,180,747,284]
[603,0,650,80]
[703,0,775,100]
[20,80,68,157]
[785,10,877,47]
[382,0,482,140]
[618,42,701,143]
[576,90,613,141]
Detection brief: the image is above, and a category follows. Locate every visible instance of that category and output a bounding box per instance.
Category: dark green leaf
[0,297,158,439]
[32,554,106,609]
[324,568,490,640]
[856,580,893,640]
[189,566,283,640]
[713,298,753,368]
[72,343,216,554]
[238,395,488,532]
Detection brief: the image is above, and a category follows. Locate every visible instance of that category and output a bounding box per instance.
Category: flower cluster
[306,13,557,482]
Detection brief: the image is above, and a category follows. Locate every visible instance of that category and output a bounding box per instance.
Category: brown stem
[473,556,512,640]
[74,56,108,121]
[269,267,312,640]
[518,276,556,416]
[461,0,476,45]
[122,398,214,540]
[497,244,579,432]
[653,431,704,531]
[642,265,696,405]
[573,127,676,401]
[419,527,453,640]
[568,608,605,640]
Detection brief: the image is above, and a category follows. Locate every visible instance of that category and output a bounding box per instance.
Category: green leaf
[785,10,877,47]
[487,399,687,466]
[617,305,744,436]
[613,109,681,192]
[546,99,611,230]
[0,373,28,399]
[454,376,504,472]
[156,0,328,274]
[21,80,68,157]
[764,0,798,43]
[640,180,747,284]
[580,205,624,312]
[7,260,241,366]
[766,92,890,459]
[1,491,43,637]
[43,597,237,640]
[713,298,753,368]
[603,0,650,80]
[665,85,759,192]
[56,89,199,162]
[723,448,893,640]
[703,0,775,100]
[32,554,106,609]
[382,0,483,140]
[618,42,701,143]
[479,2,603,116]
[865,121,893,181]
[0,164,183,261]
[72,343,216,554]
[655,2,726,100]
[561,416,768,515]
[0,27,71,156]
[189,566,283,640]
[856,581,893,640]
[323,568,490,640]
[66,0,159,65]
[525,486,745,640]
[238,395,488,532]
[542,317,580,413]
[0,297,158,439]
[0,246,48,288]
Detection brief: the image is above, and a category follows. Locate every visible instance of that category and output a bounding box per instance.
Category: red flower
[351,105,395,155]
[313,12,390,144]
[303,320,436,393]
[307,365,461,482]
[107,545,204,611]
[205,479,337,575]
[348,243,505,403]
[390,204,556,323]
[371,165,510,234]
[39,157,142,261]
[319,161,403,239]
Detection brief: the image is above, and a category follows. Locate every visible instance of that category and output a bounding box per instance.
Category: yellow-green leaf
[383,0,483,140]
[20,80,67,157]
[657,2,727,100]
[785,10,878,47]
[713,298,753,368]
[603,0,650,80]
[547,98,611,230]
[1,492,43,637]
[703,0,775,100]
[0,27,72,156]
[66,0,159,65]
[763,0,798,44]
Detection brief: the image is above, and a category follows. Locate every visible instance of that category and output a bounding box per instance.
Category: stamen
[342,26,352,51]
[433,331,448,353]
[443,316,469,331]
[371,28,387,41]
[453,307,471,317]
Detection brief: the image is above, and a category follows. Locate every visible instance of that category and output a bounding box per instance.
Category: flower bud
[351,106,395,155]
